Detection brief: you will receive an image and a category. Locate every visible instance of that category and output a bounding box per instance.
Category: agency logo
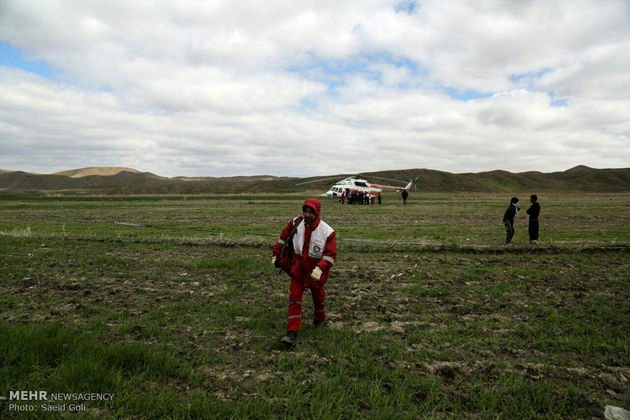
[1,390,114,413]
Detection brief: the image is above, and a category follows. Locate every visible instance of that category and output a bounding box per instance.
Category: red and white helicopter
[298,175,419,198]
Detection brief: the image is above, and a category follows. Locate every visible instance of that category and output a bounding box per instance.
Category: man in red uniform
[272,198,337,347]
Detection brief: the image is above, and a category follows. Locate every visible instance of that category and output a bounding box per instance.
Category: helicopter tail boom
[372,175,419,191]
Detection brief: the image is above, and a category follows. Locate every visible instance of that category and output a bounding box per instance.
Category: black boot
[281,331,298,348]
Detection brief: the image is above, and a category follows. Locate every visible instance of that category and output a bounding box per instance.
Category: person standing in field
[503,197,520,245]
[401,189,409,205]
[340,191,346,205]
[527,194,540,244]
[272,198,337,348]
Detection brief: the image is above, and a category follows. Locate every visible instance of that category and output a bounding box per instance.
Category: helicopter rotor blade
[362,175,408,185]
[296,175,352,186]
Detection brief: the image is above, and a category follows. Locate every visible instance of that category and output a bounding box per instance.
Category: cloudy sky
[1,0,629,177]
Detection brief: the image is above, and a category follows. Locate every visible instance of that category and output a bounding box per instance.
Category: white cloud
[0,0,629,177]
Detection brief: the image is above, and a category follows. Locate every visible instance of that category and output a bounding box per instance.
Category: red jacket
[272,198,337,284]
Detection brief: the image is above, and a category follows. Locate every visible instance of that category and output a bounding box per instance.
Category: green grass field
[1,193,629,418]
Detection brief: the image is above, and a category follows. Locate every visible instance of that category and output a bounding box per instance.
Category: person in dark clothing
[526,194,540,244]
[377,193,382,205]
[502,197,519,245]
[401,189,409,205]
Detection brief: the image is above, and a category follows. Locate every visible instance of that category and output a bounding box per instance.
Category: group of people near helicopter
[339,190,382,205]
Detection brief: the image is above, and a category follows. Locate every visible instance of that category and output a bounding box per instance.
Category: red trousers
[287,276,326,332]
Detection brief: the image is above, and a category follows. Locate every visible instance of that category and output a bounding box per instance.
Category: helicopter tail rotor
[404,175,420,191]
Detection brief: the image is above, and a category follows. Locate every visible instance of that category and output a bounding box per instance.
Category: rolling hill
[0,166,628,195]
[52,166,141,178]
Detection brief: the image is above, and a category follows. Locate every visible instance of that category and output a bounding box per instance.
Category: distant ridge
[53,167,140,178]
[564,165,594,174]
[0,166,628,195]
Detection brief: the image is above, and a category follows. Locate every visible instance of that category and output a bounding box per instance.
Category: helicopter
[297,174,419,198]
